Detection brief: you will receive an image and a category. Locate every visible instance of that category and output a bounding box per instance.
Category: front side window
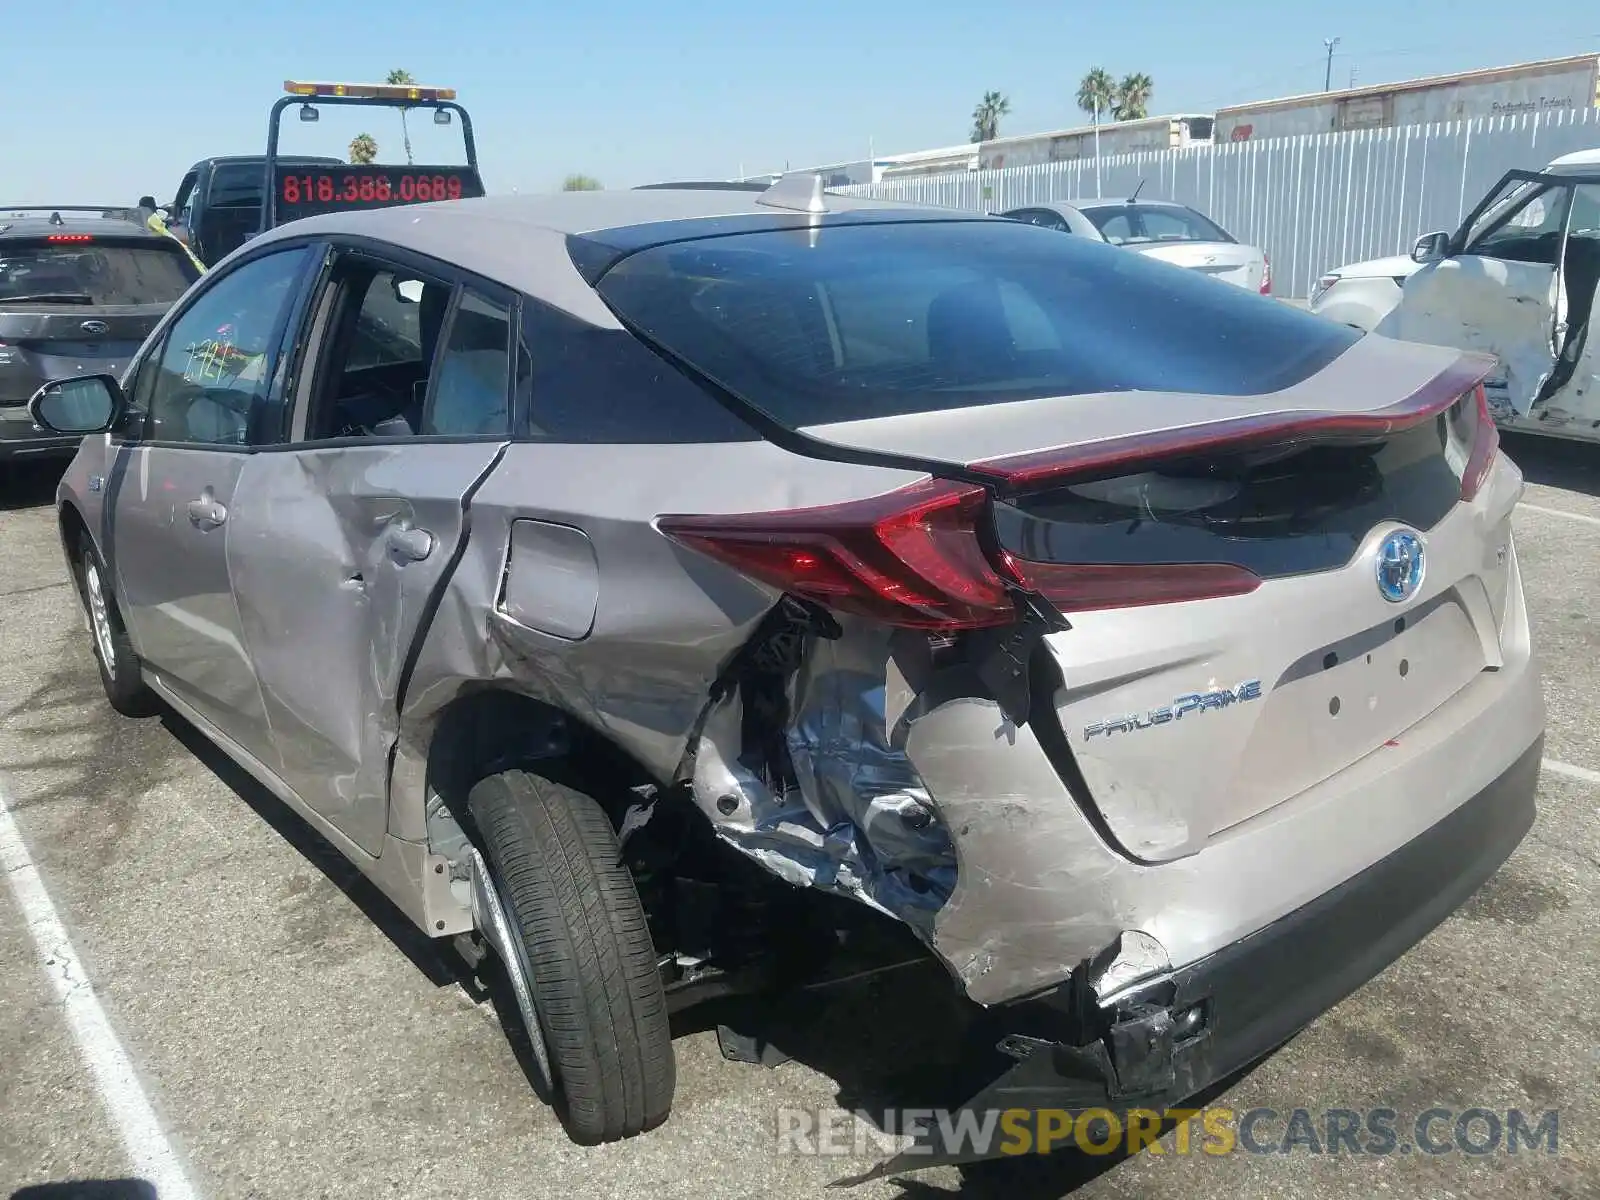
[1464,181,1569,257]
[145,247,309,445]
[592,218,1359,428]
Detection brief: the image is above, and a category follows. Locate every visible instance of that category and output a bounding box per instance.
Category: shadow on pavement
[11,1182,158,1199]
[0,460,66,512]
[159,712,475,993]
[1503,431,1600,498]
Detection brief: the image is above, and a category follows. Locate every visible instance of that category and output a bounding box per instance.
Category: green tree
[348,132,378,164]
[969,91,1011,143]
[1114,72,1154,121]
[386,68,416,164]
[562,174,602,191]
[1076,67,1117,128]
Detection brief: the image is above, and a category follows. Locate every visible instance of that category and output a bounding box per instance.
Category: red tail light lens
[1259,253,1272,295]
[1458,382,1499,502]
[656,479,1017,631]
[659,478,1265,630]
[1000,557,1261,612]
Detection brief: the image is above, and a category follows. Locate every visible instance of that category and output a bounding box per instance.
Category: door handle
[187,496,227,529]
[386,525,434,563]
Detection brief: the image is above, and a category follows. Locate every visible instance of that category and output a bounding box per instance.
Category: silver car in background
[31,176,1542,1180]
[1003,197,1273,293]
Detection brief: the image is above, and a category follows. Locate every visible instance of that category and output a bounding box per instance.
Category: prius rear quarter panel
[389,439,929,840]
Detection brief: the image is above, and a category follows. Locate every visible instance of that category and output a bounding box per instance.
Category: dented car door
[226,251,517,855]
[1382,170,1582,418]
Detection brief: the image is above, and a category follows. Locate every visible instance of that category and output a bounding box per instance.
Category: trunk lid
[0,306,164,406]
[1129,240,1260,289]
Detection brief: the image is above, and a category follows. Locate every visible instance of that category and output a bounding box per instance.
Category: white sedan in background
[1308,255,1423,331]
[1001,198,1272,294]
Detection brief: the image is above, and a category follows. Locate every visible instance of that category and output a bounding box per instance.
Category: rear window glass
[1081,204,1233,245]
[0,238,198,306]
[591,219,1358,428]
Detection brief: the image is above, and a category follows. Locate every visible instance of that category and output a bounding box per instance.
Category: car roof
[1063,197,1192,211]
[1546,147,1600,169]
[244,184,977,326]
[0,213,160,240]
[196,154,345,168]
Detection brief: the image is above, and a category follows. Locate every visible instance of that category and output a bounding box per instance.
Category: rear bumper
[837,733,1542,1184]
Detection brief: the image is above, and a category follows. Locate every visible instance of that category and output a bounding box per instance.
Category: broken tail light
[656,479,1018,631]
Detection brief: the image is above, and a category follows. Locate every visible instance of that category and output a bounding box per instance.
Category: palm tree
[970,91,1011,143]
[1114,73,1154,121]
[1076,67,1117,126]
[1076,67,1116,197]
[562,174,602,191]
[386,68,416,164]
[348,133,378,164]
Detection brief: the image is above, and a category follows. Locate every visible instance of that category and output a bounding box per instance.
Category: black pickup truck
[146,80,485,267]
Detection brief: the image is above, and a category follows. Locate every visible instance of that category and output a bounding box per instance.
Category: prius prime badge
[1376,529,1424,603]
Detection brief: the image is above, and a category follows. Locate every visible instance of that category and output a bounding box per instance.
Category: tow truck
[146,79,486,268]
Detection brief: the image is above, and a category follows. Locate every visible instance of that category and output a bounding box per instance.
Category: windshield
[0,238,198,305]
[592,218,1359,428]
[1079,203,1235,245]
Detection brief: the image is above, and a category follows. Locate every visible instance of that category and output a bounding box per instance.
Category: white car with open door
[1377,148,1600,441]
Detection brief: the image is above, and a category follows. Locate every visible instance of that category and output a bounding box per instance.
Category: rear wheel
[76,534,157,717]
[468,768,675,1142]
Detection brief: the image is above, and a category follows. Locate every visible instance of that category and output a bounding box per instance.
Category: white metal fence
[833,108,1600,300]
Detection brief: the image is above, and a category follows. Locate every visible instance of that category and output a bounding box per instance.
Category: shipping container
[978,115,1214,169]
[741,144,978,187]
[1214,54,1600,142]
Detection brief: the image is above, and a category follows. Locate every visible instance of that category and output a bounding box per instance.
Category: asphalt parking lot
[2,437,1598,1200]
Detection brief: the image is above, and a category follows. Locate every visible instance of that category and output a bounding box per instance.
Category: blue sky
[11,1,1600,200]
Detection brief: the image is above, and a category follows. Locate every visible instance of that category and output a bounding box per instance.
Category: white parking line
[1542,758,1600,787]
[1519,502,1600,528]
[0,779,199,1200]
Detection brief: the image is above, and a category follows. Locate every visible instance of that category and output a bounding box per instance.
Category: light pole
[1324,37,1341,91]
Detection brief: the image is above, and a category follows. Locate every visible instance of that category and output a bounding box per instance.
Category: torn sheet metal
[688,621,956,933]
[1379,256,1558,420]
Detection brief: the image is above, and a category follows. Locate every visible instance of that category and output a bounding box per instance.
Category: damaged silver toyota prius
[34,175,1544,1172]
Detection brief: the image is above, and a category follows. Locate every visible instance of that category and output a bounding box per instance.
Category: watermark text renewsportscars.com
[776,1105,1561,1159]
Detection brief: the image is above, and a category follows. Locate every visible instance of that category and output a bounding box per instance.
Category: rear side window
[0,238,198,306]
[516,299,758,443]
[592,219,1358,428]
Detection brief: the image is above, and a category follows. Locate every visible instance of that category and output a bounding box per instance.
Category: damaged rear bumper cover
[835,734,1542,1186]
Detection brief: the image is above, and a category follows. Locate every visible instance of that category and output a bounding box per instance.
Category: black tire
[76,533,157,718]
[468,768,675,1142]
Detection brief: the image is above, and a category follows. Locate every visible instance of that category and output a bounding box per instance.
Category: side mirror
[27,375,125,436]
[1412,231,1450,265]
